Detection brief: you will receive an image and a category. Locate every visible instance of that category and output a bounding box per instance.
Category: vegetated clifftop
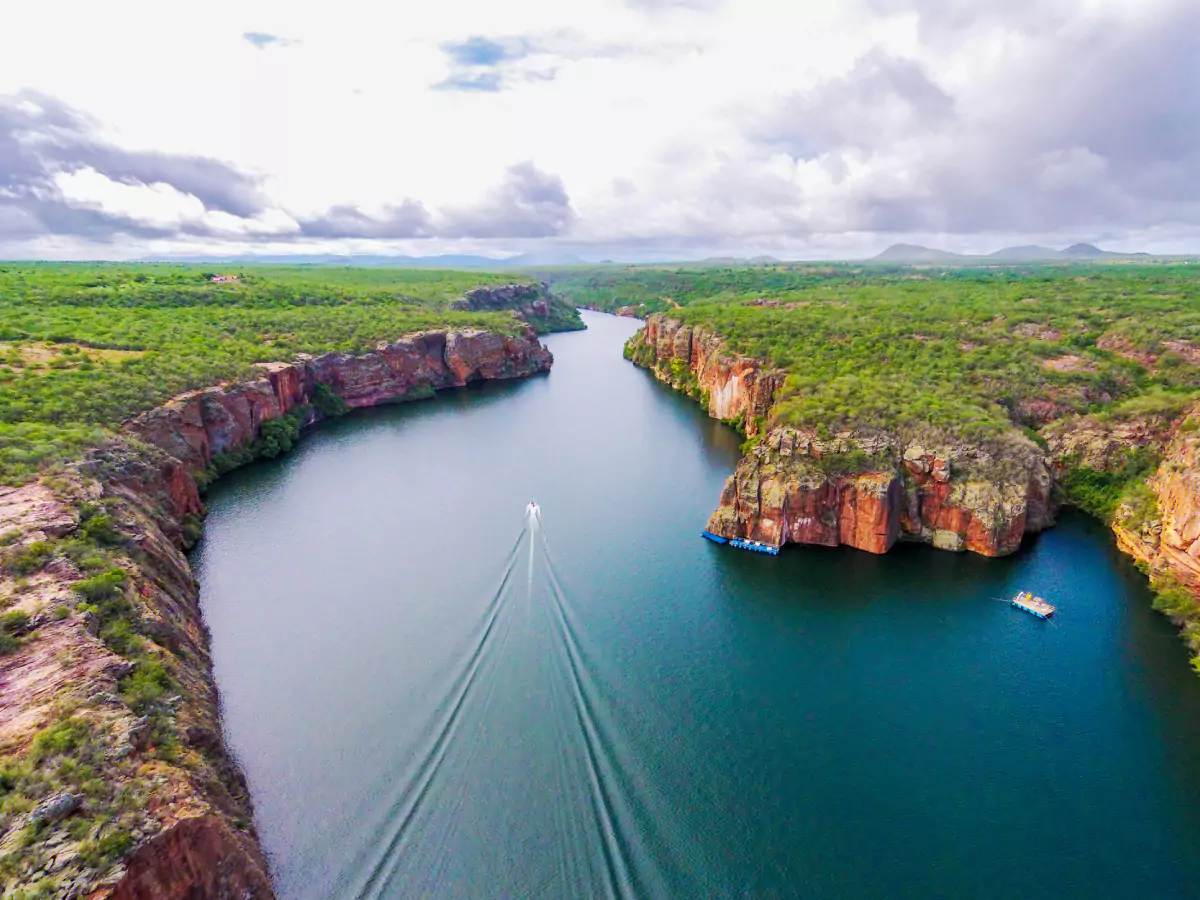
[450,282,584,333]
[0,327,552,898]
[628,314,1055,557]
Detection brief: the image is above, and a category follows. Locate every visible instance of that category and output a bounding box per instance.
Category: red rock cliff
[0,327,551,898]
[126,327,552,476]
[628,316,1055,557]
[704,427,1054,556]
[1111,408,1200,588]
[633,315,782,436]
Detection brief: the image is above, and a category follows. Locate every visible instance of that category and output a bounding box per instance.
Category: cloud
[0,91,573,246]
[728,2,1200,238]
[294,164,573,240]
[298,201,432,239]
[433,29,691,92]
[624,0,723,11]
[748,50,954,159]
[433,71,506,93]
[242,32,297,49]
[0,91,268,241]
[442,162,575,238]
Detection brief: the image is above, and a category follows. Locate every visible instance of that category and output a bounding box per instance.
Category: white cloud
[0,0,1198,259]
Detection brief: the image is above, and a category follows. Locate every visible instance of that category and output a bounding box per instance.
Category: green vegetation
[1149,573,1200,674]
[0,263,578,484]
[542,263,867,316]
[590,264,1200,455]
[1060,448,1162,521]
[0,713,150,883]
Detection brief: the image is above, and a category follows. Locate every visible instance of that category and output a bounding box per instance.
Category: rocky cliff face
[126,327,552,475]
[1111,411,1200,588]
[705,427,1054,556]
[631,315,782,436]
[629,315,1055,557]
[450,282,582,333]
[0,327,552,898]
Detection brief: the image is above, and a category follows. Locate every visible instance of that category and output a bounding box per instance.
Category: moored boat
[1011,591,1055,619]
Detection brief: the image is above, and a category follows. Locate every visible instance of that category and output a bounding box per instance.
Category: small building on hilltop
[210,274,240,284]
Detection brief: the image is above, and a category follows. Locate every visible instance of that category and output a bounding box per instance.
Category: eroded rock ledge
[628,314,1056,557]
[0,327,551,898]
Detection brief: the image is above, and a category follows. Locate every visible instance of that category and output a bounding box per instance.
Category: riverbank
[0,325,552,897]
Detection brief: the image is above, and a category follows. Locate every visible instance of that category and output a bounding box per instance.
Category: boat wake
[318,511,728,899]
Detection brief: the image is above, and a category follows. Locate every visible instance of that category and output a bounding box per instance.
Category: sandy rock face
[638,316,782,435]
[1042,413,1174,473]
[107,817,272,900]
[1133,413,1200,587]
[629,318,1055,558]
[127,327,552,474]
[704,429,1053,557]
[451,282,553,322]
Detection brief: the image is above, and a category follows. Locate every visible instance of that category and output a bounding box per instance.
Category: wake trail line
[542,546,724,896]
[538,547,647,900]
[340,534,525,900]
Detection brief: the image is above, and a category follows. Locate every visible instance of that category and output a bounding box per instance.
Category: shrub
[73,567,128,603]
[79,828,133,869]
[4,541,53,575]
[100,618,137,655]
[312,383,349,418]
[120,659,175,716]
[81,512,121,546]
[180,514,203,548]
[31,718,91,764]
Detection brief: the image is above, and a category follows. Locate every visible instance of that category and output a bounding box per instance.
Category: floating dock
[1011,591,1055,619]
[728,538,780,556]
[702,531,780,555]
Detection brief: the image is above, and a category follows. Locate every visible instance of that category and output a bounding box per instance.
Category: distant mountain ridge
[138,251,587,269]
[872,242,1145,263]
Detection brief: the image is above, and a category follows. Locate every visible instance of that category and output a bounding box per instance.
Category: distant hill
[1063,243,1113,258]
[140,252,587,269]
[872,244,968,263]
[872,241,1140,264]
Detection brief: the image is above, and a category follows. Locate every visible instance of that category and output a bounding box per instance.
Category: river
[193,310,1200,899]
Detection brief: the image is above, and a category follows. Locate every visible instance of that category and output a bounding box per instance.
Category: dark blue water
[193,311,1200,899]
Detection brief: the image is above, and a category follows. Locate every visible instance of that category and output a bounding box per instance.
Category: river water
[193,311,1200,899]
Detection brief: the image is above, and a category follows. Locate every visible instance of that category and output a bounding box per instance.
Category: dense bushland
[0,264,567,484]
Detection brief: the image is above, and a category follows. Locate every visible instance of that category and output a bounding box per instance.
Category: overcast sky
[2,0,1198,261]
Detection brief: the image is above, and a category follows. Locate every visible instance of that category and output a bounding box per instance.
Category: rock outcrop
[705,428,1054,556]
[629,315,783,436]
[450,282,583,333]
[0,326,552,898]
[628,315,1055,557]
[1113,410,1200,588]
[126,328,552,475]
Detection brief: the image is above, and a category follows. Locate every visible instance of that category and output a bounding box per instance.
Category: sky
[1,0,1198,262]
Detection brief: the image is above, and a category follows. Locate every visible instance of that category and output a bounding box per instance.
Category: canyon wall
[0,327,552,898]
[629,314,1055,557]
[631,315,782,436]
[451,282,583,333]
[1109,411,1200,588]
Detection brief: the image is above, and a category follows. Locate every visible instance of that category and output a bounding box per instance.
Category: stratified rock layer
[629,314,1055,557]
[0,327,552,898]
[635,315,782,435]
[1115,410,1200,589]
[126,328,552,475]
[703,428,1055,557]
